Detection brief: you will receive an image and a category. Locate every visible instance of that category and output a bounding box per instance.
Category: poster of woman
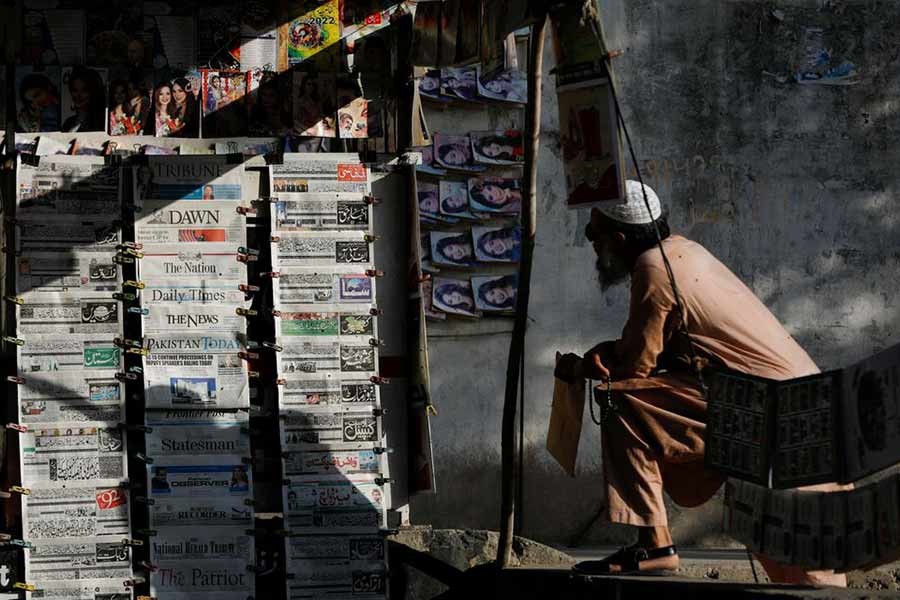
[202,70,248,137]
[467,176,522,214]
[417,181,440,219]
[429,231,476,268]
[61,66,107,132]
[416,145,446,176]
[440,66,478,101]
[472,225,522,263]
[292,71,336,137]
[477,68,527,103]
[418,69,446,102]
[439,180,476,220]
[473,273,518,312]
[432,277,478,317]
[433,133,484,172]
[471,129,524,165]
[15,67,60,132]
[108,68,152,135]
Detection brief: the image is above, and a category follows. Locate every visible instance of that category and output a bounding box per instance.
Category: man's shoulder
[635,235,707,270]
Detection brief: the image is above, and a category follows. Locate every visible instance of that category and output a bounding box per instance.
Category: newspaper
[144,332,249,409]
[273,232,373,269]
[139,244,247,305]
[22,485,131,540]
[282,411,380,451]
[17,295,120,335]
[17,251,120,296]
[27,578,134,600]
[151,531,255,599]
[146,410,250,459]
[21,425,127,488]
[277,309,377,340]
[279,340,378,379]
[16,155,120,214]
[271,155,368,194]
[286,557,386,599]
[283,449,382,477]
[26,537,132,583]
[283,474,386,533]
[148,461,253,528]
[136,200,248,247]
[15,216,120,254]
[273,193,372,232]
[273,268,375,309]
[143,304,246,337]
[134,156,243,203]
[279,378,379,412]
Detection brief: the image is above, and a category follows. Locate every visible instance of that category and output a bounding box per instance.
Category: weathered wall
[411,0,900,548]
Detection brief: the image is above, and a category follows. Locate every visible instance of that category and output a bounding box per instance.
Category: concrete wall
[411,0,900,548]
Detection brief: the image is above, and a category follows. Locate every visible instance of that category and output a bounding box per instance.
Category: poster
[152,75,201,137]
[143,332,249,409]
[472,225,521,263]
[15,66,61,132]
[432,133,484,172]
[477,67,527,103]
[61,66,108,132]
[337,76,367,139]
[470,130,524,165]
[431,277,478,317]
[146,410,250,459]
[292,70,336,137]
[439,180,475,219]
[556,75,624,207]
[273,269,375,308]
[467,176,522,213]
[148,461,253,527]
[201,70,248,137]
[107,67,154,135]
[241,2,279,71]
[22,7,85,65]
[282,0,341,66]
[472,274,518,313]
[440,67,477,101]
[429,231,475,268]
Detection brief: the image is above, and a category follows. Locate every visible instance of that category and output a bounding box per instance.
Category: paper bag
[546,352,585,477]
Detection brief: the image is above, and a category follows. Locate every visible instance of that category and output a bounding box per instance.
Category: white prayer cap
[596,180,662,225]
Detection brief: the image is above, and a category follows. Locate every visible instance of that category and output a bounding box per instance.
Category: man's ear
[613,231,626,244]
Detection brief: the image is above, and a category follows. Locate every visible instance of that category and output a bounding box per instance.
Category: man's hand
[554,353,584,383]
[582,341,616,381]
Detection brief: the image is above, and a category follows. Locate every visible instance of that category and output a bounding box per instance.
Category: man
[555,180,847,585]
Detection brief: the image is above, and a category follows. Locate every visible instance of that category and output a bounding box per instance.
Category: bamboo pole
[496,14,547,569]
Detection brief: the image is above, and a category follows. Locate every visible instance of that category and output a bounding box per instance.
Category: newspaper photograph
[22,485,131,541]
[151,558,254,600]
[274,268,375,309]
[17,251,120,297]
[277,309,377,341]
[143,304,246,337]
[19,372,123,425]
[286,558,386,599]
[273,193,372,232]
[26,537,132,583]
[136,200,248,247]
[283,448,382,477]
[17,294,120,335]
[21,425,127,488]
[146,410,250,460]
[282,411,380,451]
[134,156,242,203]
[15,216,120,254]
[144,332,249,409]
[280,378,380,412]
[148,462,253,528]
[273,232,373,269]
[27,578,134,600]
[283,474,386,533]
[279,340,378,378]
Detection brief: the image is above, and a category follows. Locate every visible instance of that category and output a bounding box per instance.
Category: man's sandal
[572,544,678,576]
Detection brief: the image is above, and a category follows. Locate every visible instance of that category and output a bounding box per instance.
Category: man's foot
[572,544,679,575]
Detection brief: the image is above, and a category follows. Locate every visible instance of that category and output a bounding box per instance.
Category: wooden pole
[496,14,546,569]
